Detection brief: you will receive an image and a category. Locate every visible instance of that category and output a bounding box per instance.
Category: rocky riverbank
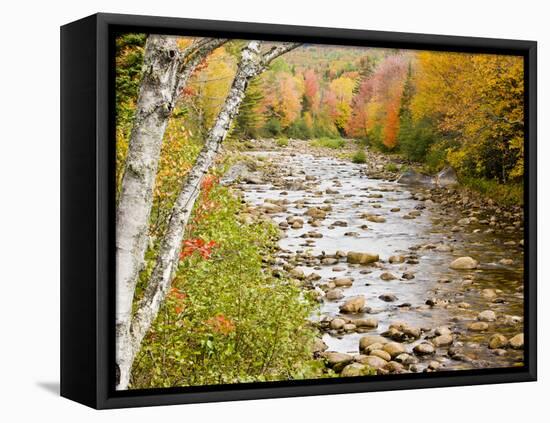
[224,139,525,377]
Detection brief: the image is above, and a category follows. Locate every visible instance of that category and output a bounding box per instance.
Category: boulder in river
[333,277,353,287]
[364,343,385,354]
[305,207,327,219]
[468,321,489,332]
[397,169,434,186]
[312,338,328,353]
[370,349,392,361]
[478,310,497,322]
[481,288,498,299]
[395,353,418,365]
[364,214,386,223]
[388,322,422,340]
[389,255,405,264]
[340,362,371,377]
[397,167,458,187]
[324,352,354,370]
[347,252,379,265]
[306,272,322,282]
[450,256,479,270]
[343,323,357,332]
[287,215,302,223]
[488,334,508,349]
[303,231,323,238]
[354,318,379,328]
[261,202,285,214]
[433,334,454,347]
[379,293,398,302]
[339,296,366,313]
[330,318,346,330]
[356,355,388,370]
[386,361,406,373]
[380,272,397,281]
[243,173,264,184]
[435,167,459,187]
[326,289,344,301]
[499,314,523,326]
[222,161,271,185]
[383,342,406,358]
[288,268,305,280]
[435,326,452,336]
[359,335,389,351]
[291,220,303,229]
[508,333,524,349]
[428,361,441,371]
[321,257,339,265]
[413,343,435,355]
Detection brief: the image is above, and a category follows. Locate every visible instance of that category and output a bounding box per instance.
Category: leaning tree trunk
[116,40,300,390]
[115,35,226,387]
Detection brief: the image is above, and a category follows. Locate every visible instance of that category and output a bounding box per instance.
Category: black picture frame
[60,12,537,409]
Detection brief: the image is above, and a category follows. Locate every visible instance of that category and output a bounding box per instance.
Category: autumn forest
[115,35,525,390]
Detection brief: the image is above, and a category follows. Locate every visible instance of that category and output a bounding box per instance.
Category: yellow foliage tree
[329,76,355,131]
[192,47,236,132]
[412,51,524,181]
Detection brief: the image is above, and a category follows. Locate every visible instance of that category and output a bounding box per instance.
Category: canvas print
[114,34,525,391]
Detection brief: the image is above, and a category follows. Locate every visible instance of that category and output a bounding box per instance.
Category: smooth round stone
[414,343,435,355]
[370,349,392,362]
[488,334,508,349]
[383,342,406,358]
[330,318,346,330]
[468,322,489,332]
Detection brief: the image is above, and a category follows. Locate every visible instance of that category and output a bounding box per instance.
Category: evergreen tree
[399,62,415,118]
[115,33,147,129]
[397,62,435,162]
[232,76,264,139]
[353,55,376,94]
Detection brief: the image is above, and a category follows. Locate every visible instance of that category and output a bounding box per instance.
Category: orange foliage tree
[383,96,401,149]
[303,68,320,113]
[348,54,408,144]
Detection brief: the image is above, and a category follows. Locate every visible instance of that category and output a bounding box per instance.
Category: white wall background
[0,0,546,420]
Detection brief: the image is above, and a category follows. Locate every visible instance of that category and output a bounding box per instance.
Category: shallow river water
[238,151,524,372]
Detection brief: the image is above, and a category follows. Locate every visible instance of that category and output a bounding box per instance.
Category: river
[236,148,524,373]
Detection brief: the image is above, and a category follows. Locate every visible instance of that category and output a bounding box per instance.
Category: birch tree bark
[116,40,300,390]
[115,35,226,386]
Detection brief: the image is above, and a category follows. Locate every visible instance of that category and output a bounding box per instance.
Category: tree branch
[174,38,228,102]
[261,42,302,66]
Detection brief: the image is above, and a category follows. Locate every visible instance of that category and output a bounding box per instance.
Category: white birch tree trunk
[115,35,225,387]
[116,40,300,390]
